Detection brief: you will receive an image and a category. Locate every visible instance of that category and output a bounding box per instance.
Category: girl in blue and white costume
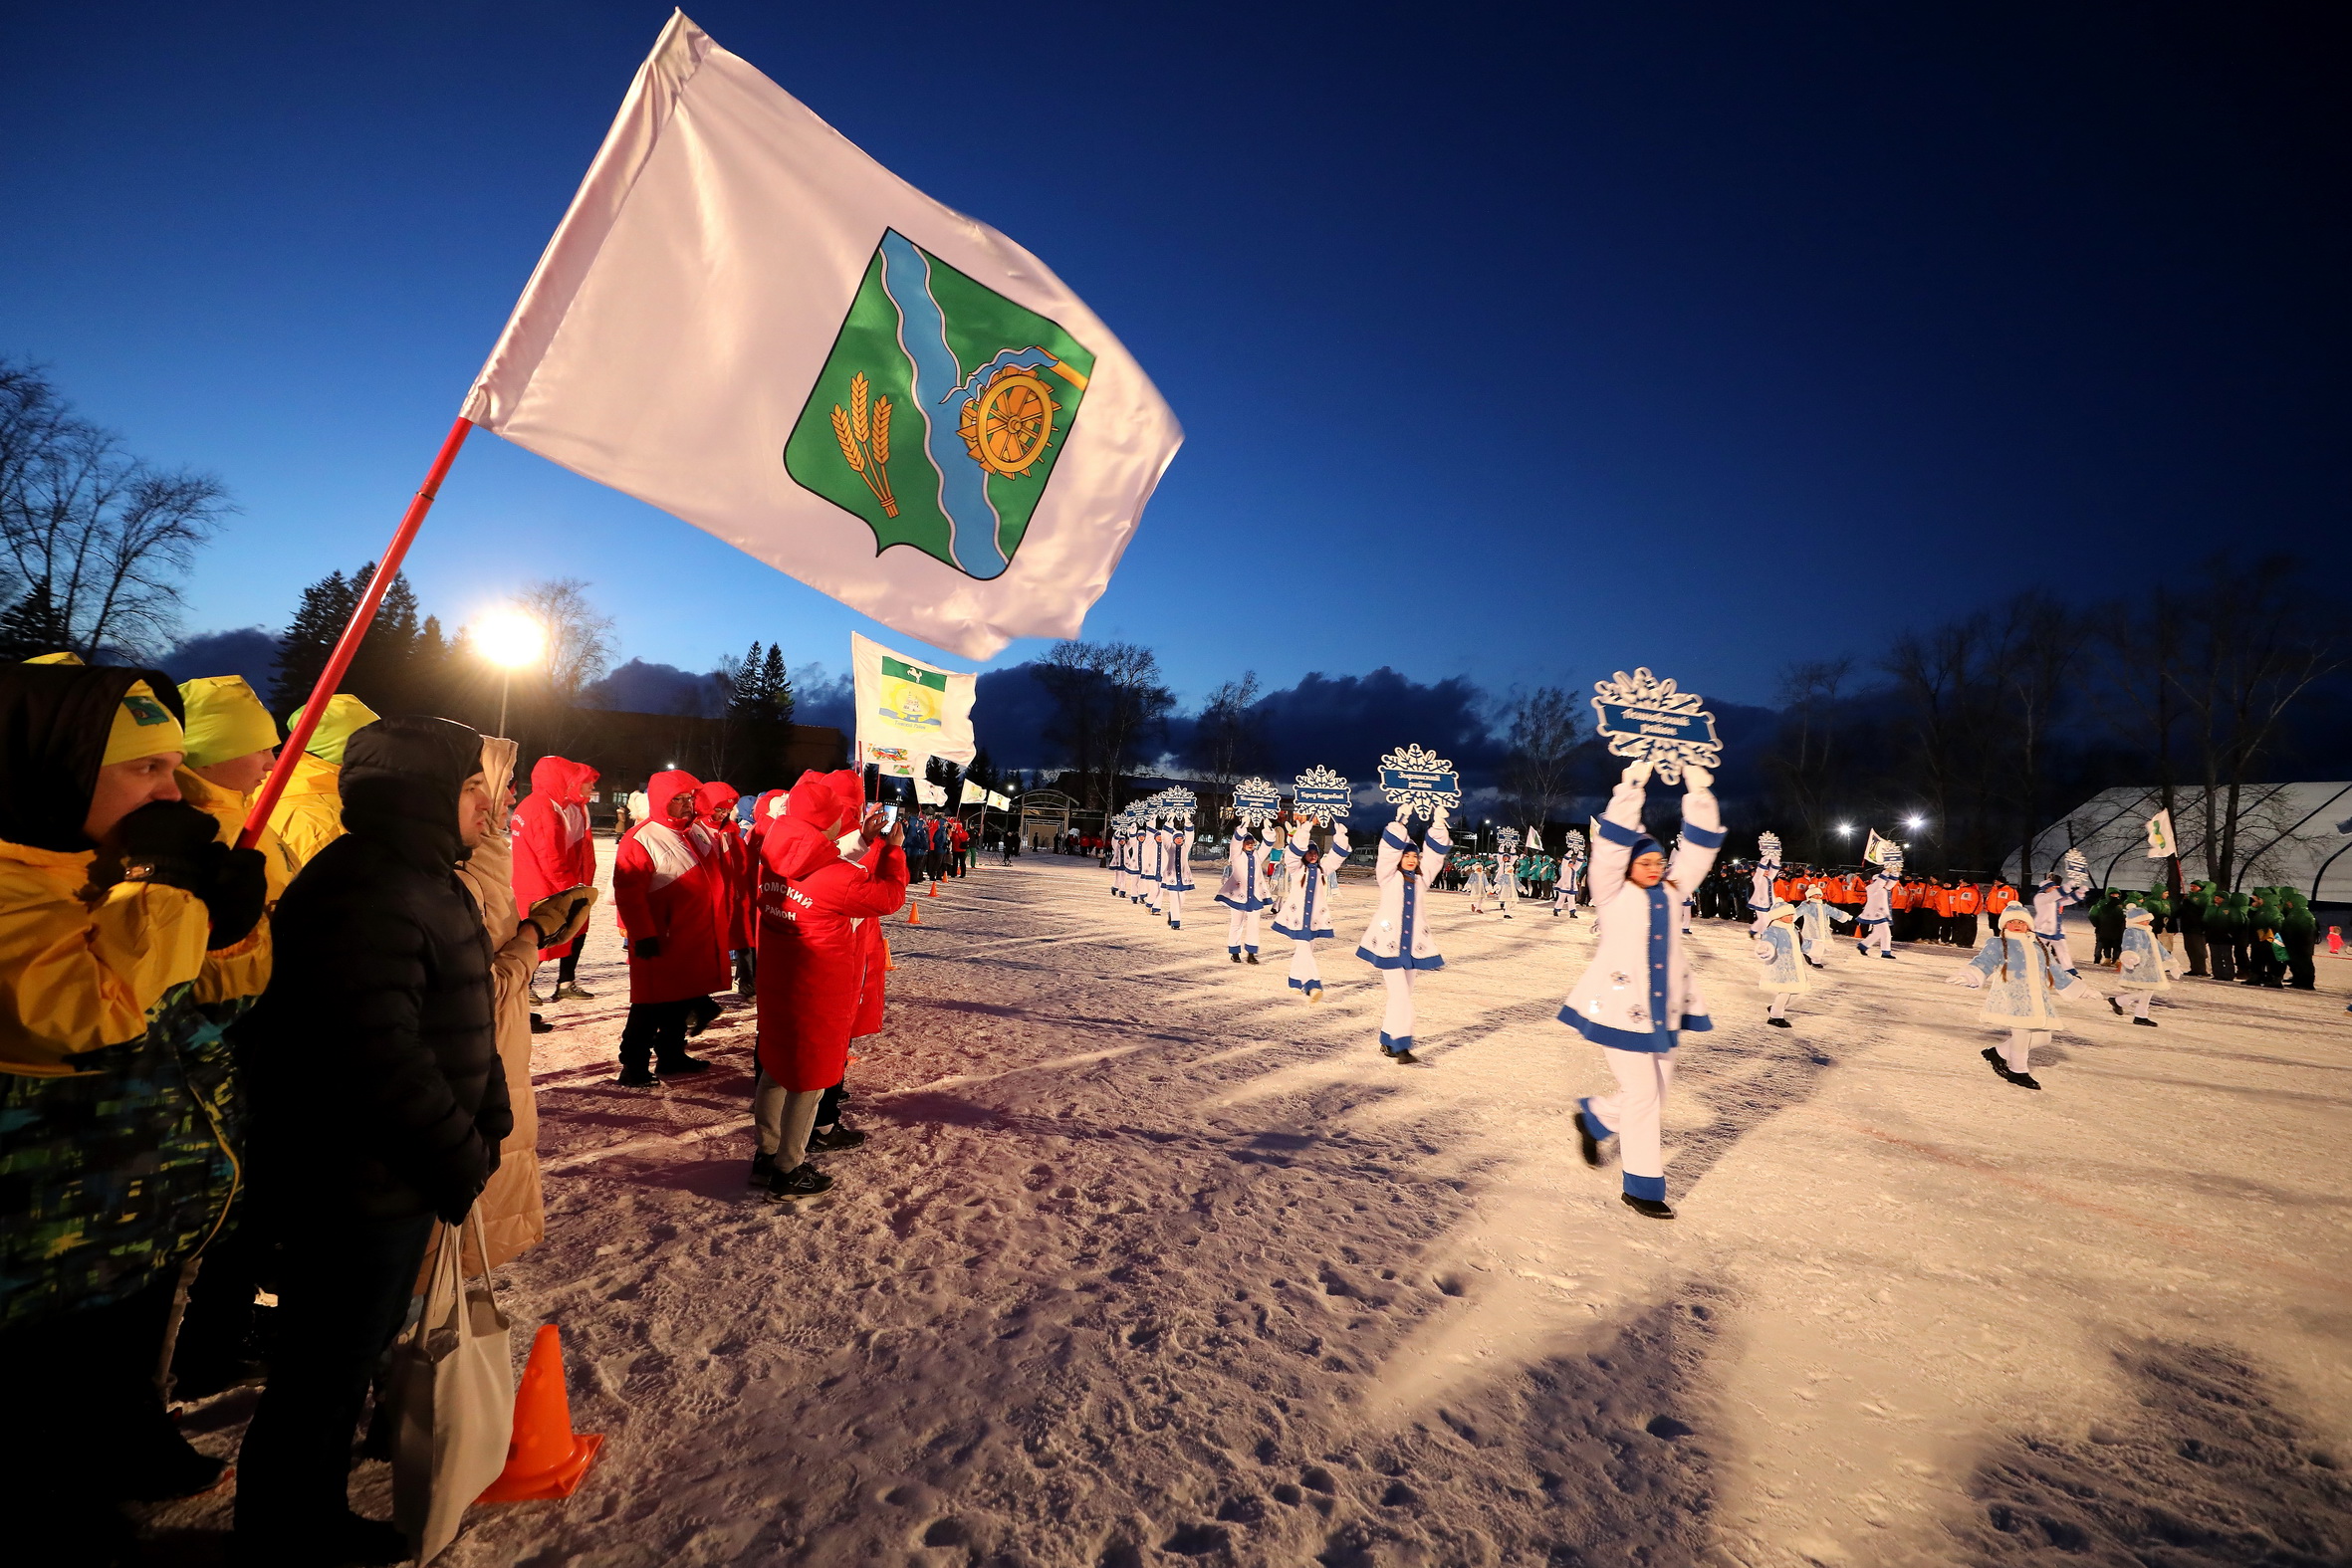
[1355,805,1452,1062]
[1944,903,2061,1088]
[1119,821,1143,900]
[1139,815,1165,916]
[2113,903,2176,1023]
[1855,862,1899,958]
[1561,760,1728,1220]
[1110,822,1130,899]
[1217,824,1275,964]
[1160,814,1196,929]
[1273,818,1351,1002]
[1553,855,1581,918]
[1795,879,1848,968]
[1753,899,1809,1027]
[2031,872,2118,1012]
[1749,842,1781,934]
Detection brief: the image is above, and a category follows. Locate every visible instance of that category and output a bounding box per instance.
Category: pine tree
[760,643,794,726]
[0,581,77,660]
[272,569,355,714]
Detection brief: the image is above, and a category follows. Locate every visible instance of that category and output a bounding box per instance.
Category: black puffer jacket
[237,716,510,1224]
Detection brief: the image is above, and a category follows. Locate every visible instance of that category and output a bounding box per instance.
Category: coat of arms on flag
[785,231,1096,581]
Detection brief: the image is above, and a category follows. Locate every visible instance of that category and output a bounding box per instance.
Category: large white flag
[851,631,975,777]
[2144,808,2178,858]
[463,12,1181,659]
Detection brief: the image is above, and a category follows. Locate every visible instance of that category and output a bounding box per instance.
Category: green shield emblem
[785,229,1095,580]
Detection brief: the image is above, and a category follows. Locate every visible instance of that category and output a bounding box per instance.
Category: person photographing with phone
[754,771,909,1200]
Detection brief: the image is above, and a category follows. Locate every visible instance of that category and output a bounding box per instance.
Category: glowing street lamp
[1904,814,1926,830]
[475,608,546,739]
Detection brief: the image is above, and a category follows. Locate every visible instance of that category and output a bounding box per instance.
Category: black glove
[431,1139,492,1228]
[634,936,662,959]
[101,799,225,892]
[199,847,269,950]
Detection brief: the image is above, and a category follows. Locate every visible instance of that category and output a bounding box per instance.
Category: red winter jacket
[755,772,907,1091]
[612,769,730,1004]
[695,780,751,953]
[511,755,600,959]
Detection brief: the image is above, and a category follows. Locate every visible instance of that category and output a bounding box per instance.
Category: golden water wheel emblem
[958,366,1061,479]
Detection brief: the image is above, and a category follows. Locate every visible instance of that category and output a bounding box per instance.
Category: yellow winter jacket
[176,768,303,908]
[268,751,346,870]
[0,836,270,1077]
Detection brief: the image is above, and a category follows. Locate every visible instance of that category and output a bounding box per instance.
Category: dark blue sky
[5,3,2342,711]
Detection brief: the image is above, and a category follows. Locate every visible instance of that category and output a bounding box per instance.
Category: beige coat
[455,737,546,1269]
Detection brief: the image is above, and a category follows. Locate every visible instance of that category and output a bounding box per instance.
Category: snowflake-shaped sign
[1293,765,1354,826]
[1377,745,1461,818]
[1232,777,1281,826]
[1159,788,1197,822]
[1758,830,1783,864]
[1496,826,1522,856]
[1590,668,1723,784]
[2060,846,2089,892]
[1561,827,1588,863]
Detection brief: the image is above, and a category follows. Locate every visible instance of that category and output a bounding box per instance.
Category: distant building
[2003,783,2352,903]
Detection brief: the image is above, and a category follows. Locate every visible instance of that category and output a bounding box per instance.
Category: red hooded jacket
[512,755,600,960]
[612,769,730,1004]
[695,780,751,954]
[756,770,906,1090]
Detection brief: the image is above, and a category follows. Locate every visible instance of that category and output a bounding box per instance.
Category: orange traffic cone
[880,935,895,972]
[478,1324,602,1504]
[907,902,923,926]
[928,878,939,899]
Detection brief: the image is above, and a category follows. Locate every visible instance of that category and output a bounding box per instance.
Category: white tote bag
[390,1208,515,1562]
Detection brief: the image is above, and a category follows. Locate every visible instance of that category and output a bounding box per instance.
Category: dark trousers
[235,1211,435,1536]
[2211,934,2236,982]
[2182,927,2209,976]
[619,999,701,1071]
[0,1272,207,1554]
[2287,943,2315,989]
[555,931,588,984]
[172,1209,266,1394]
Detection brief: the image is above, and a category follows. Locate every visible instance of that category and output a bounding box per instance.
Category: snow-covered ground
[157,843,2352,1565]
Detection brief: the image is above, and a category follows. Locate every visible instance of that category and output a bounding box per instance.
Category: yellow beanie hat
[24,650,84,665]
[288,694,380,765]
[103,680,187,766]
[178,675,281,769]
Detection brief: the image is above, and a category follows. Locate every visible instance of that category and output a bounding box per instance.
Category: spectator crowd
[0,654,914,1564]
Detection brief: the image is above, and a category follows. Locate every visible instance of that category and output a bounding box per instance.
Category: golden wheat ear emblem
[831,371,898,517]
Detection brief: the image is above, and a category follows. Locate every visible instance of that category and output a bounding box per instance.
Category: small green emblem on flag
[785,229,1095,582]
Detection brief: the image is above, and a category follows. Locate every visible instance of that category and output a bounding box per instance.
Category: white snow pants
[1583,1047,1676,1202]
[1380,968,1415,1053]
[1860,919,1893,956]
[1164,889,1185,926]
[1751,907,1772,935]
[1289,938,1322,995]
[2002,1028,2050,1074]
[1226,908,1261,953]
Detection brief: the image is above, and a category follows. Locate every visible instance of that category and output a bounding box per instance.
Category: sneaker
[2132,1016,2158,1027]
[1766,1016,1791,1028]
[1245,952,1260,965]
[1231,951,1243,963]
[1388,1048,1419,1064]
[1620,1193,1676,1220]
[1574,1110,1603,1168]
[554,982,595,1001]
[749,1152,776,1185]
[1305,987,1325,1005]
[808,1122,867,1152]
[530,1012,553,1034]
[656,1054,711,1077]
[765,1162,833,1200]
[616,1065,656,1086]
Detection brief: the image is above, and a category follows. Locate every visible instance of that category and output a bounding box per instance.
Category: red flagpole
[237,415,475,849]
